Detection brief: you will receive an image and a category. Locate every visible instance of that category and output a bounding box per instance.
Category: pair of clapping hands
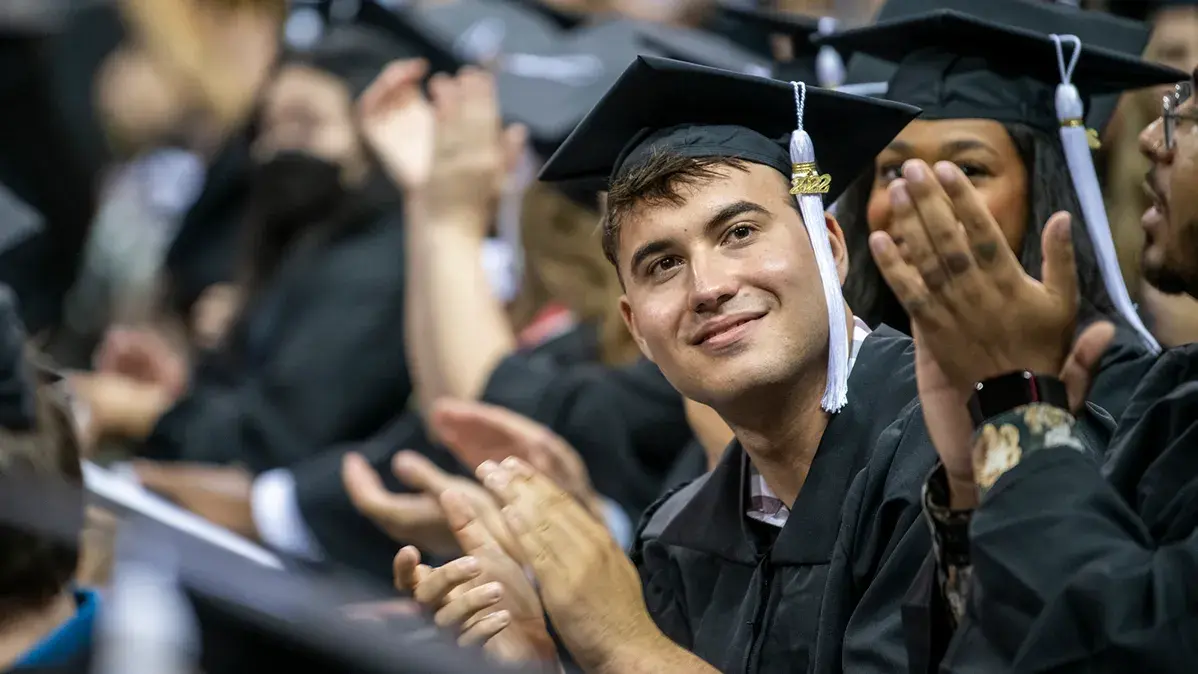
[356,58,526,232]
[343,399,660,672]
[869,159,1117,504]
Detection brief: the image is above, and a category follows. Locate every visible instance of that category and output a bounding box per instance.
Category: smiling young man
[533,56,935,673]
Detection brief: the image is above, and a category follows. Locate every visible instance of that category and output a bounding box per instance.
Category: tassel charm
[790,162,832,195]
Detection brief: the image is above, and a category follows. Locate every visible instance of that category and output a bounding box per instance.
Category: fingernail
[903,160,926,182]
[868,231,890,254]
[477,460,498,475]
[933,162,958,185]
[500,456,520,470]
[459,557,479,573]
[484,582,503,599]
[484,468,510,489]
[889,183,911,208]
[494,610,511,625]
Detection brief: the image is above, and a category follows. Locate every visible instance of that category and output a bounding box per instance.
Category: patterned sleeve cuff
[922,463,974,628]
[972,403,1084,498]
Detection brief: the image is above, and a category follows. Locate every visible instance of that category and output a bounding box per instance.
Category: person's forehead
[618,164,787,242]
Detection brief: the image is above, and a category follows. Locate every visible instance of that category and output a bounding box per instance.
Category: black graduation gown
[632,325,925,674]
[930,344,1198,673]
[292,324,607,582]
[482,354,692,520]
[139,209,411,472]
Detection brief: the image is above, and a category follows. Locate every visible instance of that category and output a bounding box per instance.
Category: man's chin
[1143,262,1198,299]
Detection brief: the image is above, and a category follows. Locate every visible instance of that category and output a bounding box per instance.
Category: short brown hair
[0,368,83,617]
[602,152,750,273]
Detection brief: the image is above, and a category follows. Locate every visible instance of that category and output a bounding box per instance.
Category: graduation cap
[0,470,526,674]
[288,22,426,98]
[837,0,1156,135]
[703,4,843,86]
[625,20,774,77]
[539,55,919,411]
[1107,0,1198,22]
[819,9,1185,354]
[504,0,590,30]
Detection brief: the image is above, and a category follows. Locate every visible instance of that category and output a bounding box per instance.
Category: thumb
[501,123,528,177]
[1059,320,1117,413]
[440,489,494,555]
[342,452,391,513]
[1041,212,1079,305]
[392,450,452,496]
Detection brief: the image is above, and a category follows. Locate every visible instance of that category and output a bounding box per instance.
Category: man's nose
[1140,117,1172,164]
[688,256,738,314]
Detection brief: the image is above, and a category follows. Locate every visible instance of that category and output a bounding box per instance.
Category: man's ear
[825,212,849,285]
[619,295,654,362]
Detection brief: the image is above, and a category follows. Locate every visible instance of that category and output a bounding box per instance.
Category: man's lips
[690,312,766,346]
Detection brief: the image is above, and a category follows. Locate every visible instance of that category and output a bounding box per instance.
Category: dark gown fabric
[631,325,929,674]
[926,344,1198,673]
[139,207,411,473]
[482,353,692,520]
[292,324,606,581]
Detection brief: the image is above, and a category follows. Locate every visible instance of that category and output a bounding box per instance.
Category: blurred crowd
[1,0,1197,672]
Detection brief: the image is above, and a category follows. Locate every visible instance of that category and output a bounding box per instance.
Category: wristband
[968,370,1068,428]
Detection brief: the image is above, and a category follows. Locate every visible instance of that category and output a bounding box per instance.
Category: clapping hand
[430,399,605,521]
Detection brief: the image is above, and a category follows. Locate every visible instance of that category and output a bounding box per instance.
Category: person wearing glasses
[869,53,1198,674]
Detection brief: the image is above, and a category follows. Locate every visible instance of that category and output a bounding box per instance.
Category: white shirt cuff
[251,469,324,561]
[601,497,633,551]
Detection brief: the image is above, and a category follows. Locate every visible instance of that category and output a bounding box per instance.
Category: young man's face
[1140,79,1198,298]
[617,163,847,409]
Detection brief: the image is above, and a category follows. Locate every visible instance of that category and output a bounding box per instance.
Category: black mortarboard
[0,472,524,674]
[410,0,563,61]
[818,9,1183,135]
[539,55,917,202]
[505,0,590,30]
[291,23,424,98]
[820,8,1184,354]
[355,0,463,76]
[625,20,774,77]
[835,0,1158,135]
[540,55,919,411]
[1107,0,1198,22]
[703,4,826,84]
[356,0,612,159]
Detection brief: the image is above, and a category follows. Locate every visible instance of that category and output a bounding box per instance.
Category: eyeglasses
[1163,79,1195,151]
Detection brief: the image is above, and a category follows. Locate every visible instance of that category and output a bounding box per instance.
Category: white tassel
[1050,35,1161,354]
[815,17,845,89]
[790,81,849,412]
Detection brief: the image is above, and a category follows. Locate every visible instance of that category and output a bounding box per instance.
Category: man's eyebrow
[628,200,772,276]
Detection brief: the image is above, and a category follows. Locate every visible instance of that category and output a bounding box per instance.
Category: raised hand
[430,399,605,520]
[357,59,435,191]
[342,449,516,557]
[420,68,527,233]
[869,159,1079,388]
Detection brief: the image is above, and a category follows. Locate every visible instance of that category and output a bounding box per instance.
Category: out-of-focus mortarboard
[0,471,525,674]
[818,8,1185,353]
[1107,0,1198,22]
[505,0,590,30]
[622,19,774,77]
[288,22,425,98]
[540,55,919,411]
[704,3,843,86]
[836,0,1156,135]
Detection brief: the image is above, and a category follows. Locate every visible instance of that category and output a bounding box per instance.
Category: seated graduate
[0,290,96,672]
[395,55,946,673]
[866,57,1198,674]
[68,26,416,524]
[823,0,1184,421]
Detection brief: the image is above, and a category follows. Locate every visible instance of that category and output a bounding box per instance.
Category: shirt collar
[746,316,873,528]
